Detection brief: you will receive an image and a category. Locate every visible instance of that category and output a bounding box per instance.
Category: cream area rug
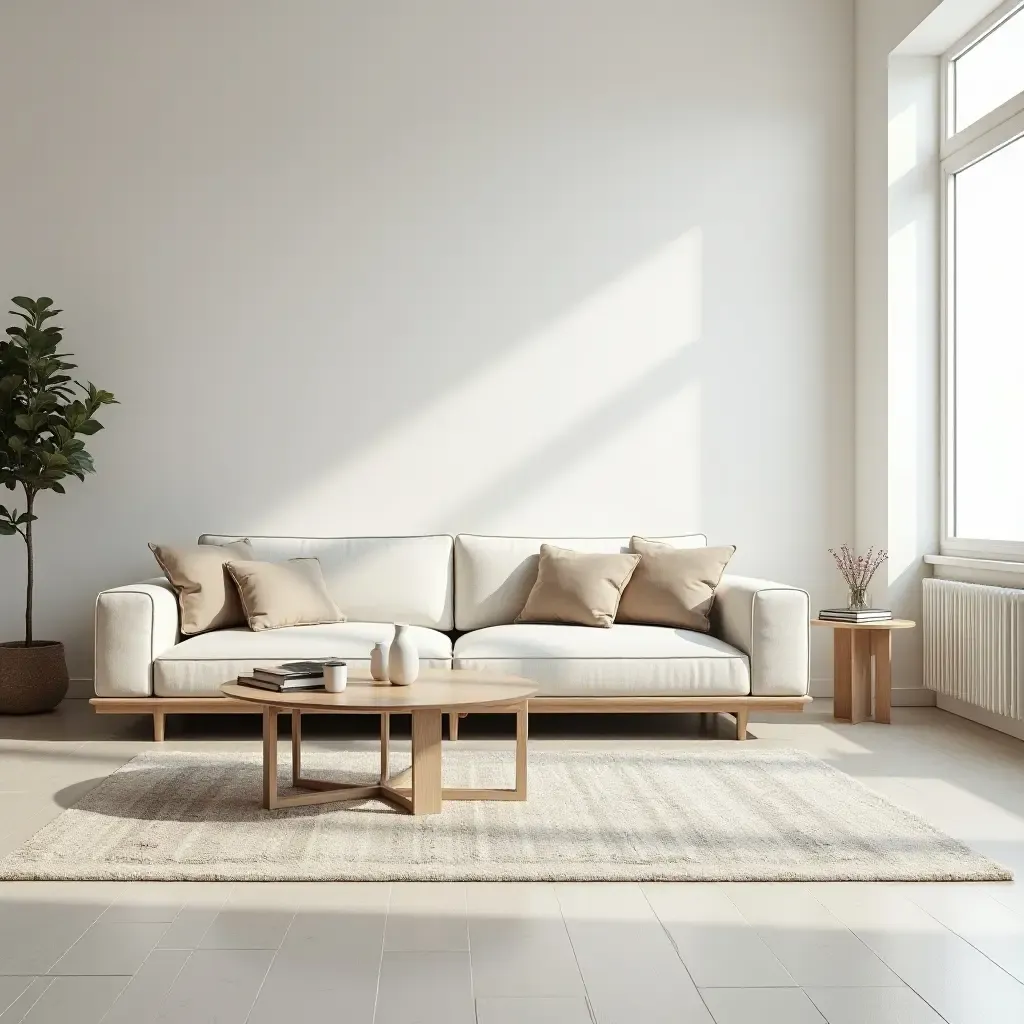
[0,748,1009,882]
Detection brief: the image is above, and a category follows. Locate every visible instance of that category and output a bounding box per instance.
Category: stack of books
[239,661,330,692]
[819,607,892,624]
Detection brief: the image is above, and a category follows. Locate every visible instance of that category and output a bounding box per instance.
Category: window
[954,7,1024,132]
[942,0,1024,558]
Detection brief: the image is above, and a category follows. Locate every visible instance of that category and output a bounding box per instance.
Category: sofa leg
[449,712,459,741]
[735,709,748,741]
[153,710,165,743]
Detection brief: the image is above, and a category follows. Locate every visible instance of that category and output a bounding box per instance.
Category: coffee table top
[221,667,537,713]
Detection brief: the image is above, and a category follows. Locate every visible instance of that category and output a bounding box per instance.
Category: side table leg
[262,707,279,810]
[410,709,443,815]
[872,629,892,724]
[833,630,853,720]
[851,631,873,723]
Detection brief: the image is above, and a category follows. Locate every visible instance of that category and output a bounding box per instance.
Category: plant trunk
[24,488,34,647]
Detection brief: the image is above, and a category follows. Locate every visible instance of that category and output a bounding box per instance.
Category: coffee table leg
[291,711,301,786]
[515,701,528,799]
[411,709,443,815]
[262,707,279,810]
[380,712,390,783]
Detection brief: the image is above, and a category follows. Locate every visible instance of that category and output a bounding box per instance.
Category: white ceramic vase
[370,642,389,682]
[388,624,419,686]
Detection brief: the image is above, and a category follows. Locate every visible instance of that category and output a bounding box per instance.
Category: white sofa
[91,533,810,740]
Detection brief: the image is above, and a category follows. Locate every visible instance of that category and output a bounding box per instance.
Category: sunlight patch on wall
[257,228,703,533]
[494,380,702,535]
[887,219,920,583]
[888,103,919,186]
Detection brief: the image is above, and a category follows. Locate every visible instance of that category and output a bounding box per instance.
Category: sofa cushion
[150,538,253,635]
[453,623,748,697]
[201,534,454,630]
[516,545,641,628]
[617,539,736,633]
[454,533,707,631]
[225,558,344,630]
[154,622,452,696]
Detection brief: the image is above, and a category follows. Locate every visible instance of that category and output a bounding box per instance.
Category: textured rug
[0,748,1009,882]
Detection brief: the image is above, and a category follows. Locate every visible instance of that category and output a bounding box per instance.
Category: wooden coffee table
[221,668,537,816]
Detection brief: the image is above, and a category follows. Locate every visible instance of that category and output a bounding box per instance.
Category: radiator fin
[923,577,1024,720]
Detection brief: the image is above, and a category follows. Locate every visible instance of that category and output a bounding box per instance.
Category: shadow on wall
[0,0,853,675]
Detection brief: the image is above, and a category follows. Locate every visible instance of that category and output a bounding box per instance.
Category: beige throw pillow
[149,539,254,635]
[225,558,344,631]
[515,544,641,628]
[617,537,735,633]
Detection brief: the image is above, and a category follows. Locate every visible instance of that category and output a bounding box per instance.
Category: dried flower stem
[828,545,888,591]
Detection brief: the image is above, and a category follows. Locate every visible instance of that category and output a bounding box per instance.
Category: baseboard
[892,687,936,707]
[811,677,934,707]
[67,677,93,699]
[809,677,832,698]
[936,693,1024,741]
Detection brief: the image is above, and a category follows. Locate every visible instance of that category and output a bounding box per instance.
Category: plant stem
[24,486,34,647]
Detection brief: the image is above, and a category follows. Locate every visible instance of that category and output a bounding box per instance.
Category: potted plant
[0,297,116,713]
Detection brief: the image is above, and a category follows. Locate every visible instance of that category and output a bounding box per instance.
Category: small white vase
[388,624,419,686]
[370,642,389,682]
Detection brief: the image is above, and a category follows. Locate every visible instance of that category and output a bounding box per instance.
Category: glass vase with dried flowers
[828,545,888,611]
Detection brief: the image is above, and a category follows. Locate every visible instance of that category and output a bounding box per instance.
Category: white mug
[324,661,347,693]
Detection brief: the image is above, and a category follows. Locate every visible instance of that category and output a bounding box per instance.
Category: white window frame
[940,0,1024,560]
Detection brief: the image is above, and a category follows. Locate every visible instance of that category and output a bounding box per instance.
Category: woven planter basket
[0,641,69,713]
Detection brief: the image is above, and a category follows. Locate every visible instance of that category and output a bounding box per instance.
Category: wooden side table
[811,619,916,724]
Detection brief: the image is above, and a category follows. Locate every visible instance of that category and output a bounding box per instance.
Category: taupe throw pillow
[617,537,735,633]
[149,539,254,635]
[515,544,641,628]
[225,558,344,631]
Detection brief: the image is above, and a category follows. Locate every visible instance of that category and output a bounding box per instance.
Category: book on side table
[818,608,892,623]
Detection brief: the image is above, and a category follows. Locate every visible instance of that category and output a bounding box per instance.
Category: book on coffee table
[238,675,326,693]
[251,661,329,684]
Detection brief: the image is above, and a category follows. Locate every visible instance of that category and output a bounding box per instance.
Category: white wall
[0,0,854,681]
[855,0,944,698]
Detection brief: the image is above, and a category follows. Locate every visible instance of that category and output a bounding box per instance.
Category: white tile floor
[1,700,1024,1023]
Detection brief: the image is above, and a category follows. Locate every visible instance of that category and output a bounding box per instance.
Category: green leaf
[3,480,16,490]
[78,420,103,435]
[15,512,36,525]
[0,522,17,536]
[0,505,8,519]
[35,298,52,310]
[50,482,65,494]
[10,297,34,311]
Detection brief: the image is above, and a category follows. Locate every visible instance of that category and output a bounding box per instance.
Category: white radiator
[923,577,1024,719]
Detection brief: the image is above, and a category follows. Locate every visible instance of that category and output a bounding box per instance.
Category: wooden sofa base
[90,695,811,743]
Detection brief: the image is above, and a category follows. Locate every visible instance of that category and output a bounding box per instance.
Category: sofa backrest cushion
[454,534,707,631]
[200,534,454,630]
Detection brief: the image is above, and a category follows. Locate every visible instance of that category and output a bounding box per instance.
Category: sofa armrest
[712,575,809,696]
[94,578,180,697]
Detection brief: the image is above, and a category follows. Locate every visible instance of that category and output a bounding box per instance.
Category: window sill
[925,554,1024,574]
